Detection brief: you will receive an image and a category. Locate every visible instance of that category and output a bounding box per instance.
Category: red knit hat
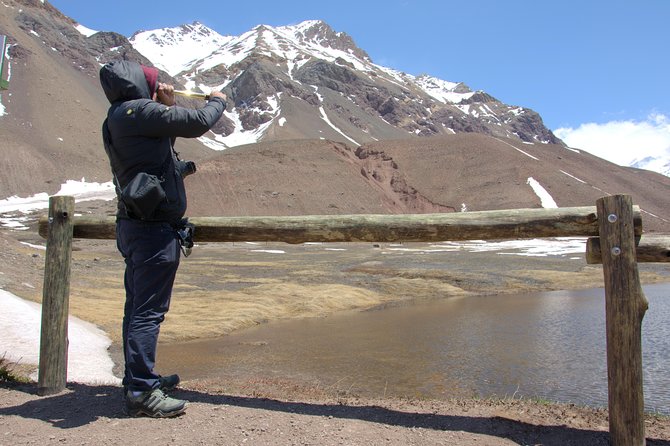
[141,65,159,96]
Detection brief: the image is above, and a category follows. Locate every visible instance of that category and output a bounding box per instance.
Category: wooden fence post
[597,195,648,446]
[38,196,74,396]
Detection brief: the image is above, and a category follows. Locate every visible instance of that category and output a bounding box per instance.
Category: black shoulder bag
[119,171,167,220]
[102,119,168,220]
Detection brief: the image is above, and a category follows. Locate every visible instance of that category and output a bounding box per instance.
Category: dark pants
[116,219,180,392]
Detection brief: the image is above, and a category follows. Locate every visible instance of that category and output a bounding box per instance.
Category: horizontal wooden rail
[586,235,670,264]
[39,205,641,244]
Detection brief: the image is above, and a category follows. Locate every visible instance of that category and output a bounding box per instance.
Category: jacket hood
[99,60,153,104]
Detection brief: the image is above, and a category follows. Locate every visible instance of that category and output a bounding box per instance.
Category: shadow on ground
[1,383,667,446]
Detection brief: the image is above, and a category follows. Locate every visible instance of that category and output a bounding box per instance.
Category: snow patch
[315,89,359,146]
[19,241,45,250]
[197,134,229,151]
[415,75,474,104]
[387,238,586,258]
[0,289,120,385]
[74,23,98,37]
[0,179,116,229]
[527,177,558,208]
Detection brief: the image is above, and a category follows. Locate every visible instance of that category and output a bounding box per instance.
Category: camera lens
[178,160,197,178]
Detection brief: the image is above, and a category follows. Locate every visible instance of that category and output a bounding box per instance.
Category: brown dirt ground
[2,378,670,446]
[1,213,670,445]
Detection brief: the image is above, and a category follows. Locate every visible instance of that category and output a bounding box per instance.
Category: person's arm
[136,86,227,138]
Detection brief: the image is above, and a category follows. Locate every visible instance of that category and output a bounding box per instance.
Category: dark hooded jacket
[99,60,225,224]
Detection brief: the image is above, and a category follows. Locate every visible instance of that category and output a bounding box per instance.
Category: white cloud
[554,113,670,166]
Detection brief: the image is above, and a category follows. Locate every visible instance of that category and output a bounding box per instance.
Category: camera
[176,220,195,257]
[177,226,194,248]
[176,159,196,178]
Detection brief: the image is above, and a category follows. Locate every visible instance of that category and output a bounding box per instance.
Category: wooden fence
[37,194,669,445]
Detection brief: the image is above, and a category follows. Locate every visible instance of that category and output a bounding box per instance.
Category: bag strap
[102,119,124,196]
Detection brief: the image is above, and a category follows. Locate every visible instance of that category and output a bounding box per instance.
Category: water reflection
[159,283,670,413]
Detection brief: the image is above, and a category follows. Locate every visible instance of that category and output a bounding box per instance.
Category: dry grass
[0,354,32,384]
[14,238,668,348]
[161,283,385,342]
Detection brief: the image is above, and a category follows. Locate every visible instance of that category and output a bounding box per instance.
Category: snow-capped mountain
[130,22,234,76]
[130,21,670,179]
[128,20,560,150]
[134,20,478,107]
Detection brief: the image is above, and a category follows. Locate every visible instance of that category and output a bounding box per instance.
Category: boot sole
[126,404,186,418]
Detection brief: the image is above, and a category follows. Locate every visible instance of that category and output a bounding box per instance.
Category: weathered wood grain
[597,195,648,446]
[38,196,74,396]
[586,235,670,264]
[39,206,641,243]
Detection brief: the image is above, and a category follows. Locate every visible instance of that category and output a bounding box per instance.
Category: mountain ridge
[128,19,561,149]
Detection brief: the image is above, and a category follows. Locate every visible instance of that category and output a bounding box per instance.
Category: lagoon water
[159,283,670,413]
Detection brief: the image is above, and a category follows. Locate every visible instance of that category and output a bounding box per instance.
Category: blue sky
[47,0,670,166]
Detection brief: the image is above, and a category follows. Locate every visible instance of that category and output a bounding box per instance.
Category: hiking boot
[158,374,180,391]
[125,388,186,418]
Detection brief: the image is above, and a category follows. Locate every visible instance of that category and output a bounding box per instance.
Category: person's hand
[209,90,227,102]
[156,83,176,106]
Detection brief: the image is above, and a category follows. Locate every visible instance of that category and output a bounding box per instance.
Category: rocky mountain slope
[0,0,668,233]
[185,136,670,232]
[130,20,561,149]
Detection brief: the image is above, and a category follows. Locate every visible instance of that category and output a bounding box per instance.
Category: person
[99,60,227,417]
